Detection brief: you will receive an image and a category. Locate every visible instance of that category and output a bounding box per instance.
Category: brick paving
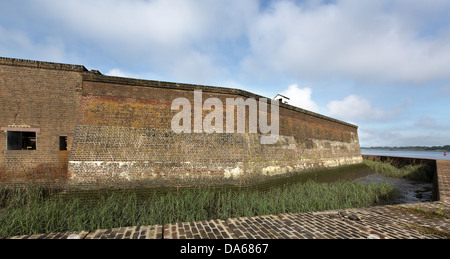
[164,219,236,239]
[84,225,163,239]
[4,160,450,240]
[437,160,450,204]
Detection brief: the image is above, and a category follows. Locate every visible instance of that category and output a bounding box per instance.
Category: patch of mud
[356,174,433,205]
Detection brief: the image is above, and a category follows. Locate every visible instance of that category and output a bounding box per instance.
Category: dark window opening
[7,131,37,150]
[60,136,68,151]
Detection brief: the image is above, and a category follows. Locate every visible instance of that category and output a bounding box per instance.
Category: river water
[361,149,450,160]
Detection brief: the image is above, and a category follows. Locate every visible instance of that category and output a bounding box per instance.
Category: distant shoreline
[361,148,450,160]
[361,147,449,152]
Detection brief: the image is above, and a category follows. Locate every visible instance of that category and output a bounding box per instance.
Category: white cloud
[413,115,447,130]
[280,84,319,112]
[327,95,384,122]
[30,0,259,84]
[359,125,450,147]
[0,25,66,62]
[105,69,140,79]
[358,127,400,147]
[39,0,206,47]
[4,0,450,86]
[244,0,450,84]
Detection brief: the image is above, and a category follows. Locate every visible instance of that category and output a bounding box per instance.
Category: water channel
[273,163,434,205]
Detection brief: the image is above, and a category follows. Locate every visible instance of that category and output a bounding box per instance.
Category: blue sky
[1,0,449,147]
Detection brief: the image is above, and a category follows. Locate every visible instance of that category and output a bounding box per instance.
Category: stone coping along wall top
[0,56,88,73]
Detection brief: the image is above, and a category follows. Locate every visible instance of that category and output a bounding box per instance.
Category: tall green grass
[363,160,433,182]
[0,180,395,238]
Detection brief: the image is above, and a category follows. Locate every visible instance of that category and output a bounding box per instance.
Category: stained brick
[1,57,362,191]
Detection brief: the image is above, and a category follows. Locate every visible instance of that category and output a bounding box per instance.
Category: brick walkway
[4,160,450,240]
[437,160,450,204]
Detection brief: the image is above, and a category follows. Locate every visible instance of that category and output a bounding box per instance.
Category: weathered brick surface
[0,57,362,190]
[164,220,236,239]
[68,78,362,189]
[7,203,448,239]
[0,58,84,188]
[7,231,90,240]
[437,160,450,203]
[85,225,163,239]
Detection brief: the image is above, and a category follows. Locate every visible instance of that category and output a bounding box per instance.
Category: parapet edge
[0,56,88,73]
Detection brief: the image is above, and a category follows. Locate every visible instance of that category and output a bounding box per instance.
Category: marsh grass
[0,180,395,238]
[363,160,433,182]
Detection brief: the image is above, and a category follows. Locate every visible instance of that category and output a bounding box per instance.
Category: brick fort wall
[0,57,85,187]
[68,73,362,189]
[0,57,363,190]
